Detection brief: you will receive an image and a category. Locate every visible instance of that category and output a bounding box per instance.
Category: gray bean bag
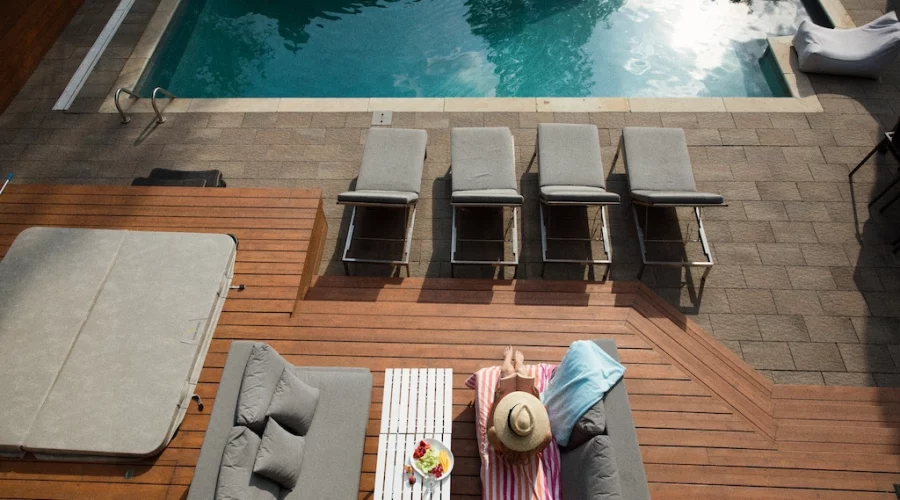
[793,12,900,79]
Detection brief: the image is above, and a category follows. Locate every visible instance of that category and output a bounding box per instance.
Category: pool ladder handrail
[114,86,178,124]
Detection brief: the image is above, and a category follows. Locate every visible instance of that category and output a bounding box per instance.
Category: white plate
[410,438,454,479]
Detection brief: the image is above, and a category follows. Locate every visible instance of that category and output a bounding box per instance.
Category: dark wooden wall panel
[0,0,86,113]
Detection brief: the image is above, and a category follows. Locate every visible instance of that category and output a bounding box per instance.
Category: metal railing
[114,86,178,124]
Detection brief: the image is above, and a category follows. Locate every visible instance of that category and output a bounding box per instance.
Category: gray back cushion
[266,368,320,436]
[622,127,697,193]
[355,128,427,194]
[217,426,280,500]
[560,435,624,500]
[451,127,517,193]
[562,400,607,451]
[253,419,305,490]
[538,123,606,189]
[237,345,291,434]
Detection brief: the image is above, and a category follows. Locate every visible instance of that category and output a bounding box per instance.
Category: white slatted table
[374,368,453,500]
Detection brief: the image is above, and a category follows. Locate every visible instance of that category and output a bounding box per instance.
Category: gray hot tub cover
[0,227,235,460]
[793,12,900,79]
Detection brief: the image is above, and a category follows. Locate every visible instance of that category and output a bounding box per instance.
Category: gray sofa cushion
[563,400,607,451]
[254,419,304,490]
[538,123,608,190]
[337,190,419,205]
[216,426,280,500]
[451,127,517,193]
[560,435,623,500]
[540,186,620,204]
[631,190,724,206]
[237,344,291,434]
[266,368,320,436]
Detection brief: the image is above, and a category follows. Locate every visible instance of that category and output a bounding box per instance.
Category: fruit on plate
[439,450,451,471]
[413,440,430,460]
[432,463,444,479]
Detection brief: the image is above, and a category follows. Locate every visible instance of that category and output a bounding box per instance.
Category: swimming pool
[137,0,815,98]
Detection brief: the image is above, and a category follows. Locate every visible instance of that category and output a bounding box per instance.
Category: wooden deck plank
[0,185,899,499]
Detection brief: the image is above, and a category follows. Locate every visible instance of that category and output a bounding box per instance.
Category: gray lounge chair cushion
[560,435,624,500]
[631,190,724,206]
[237,344,291,434]
[622,127,723,207]
[541,186,621,204]
[216,426,280,500]
[793,12,900,79]
[451,127,521,205]
[538,124,619,204]
[563,400,607,451]
[337,128,427,205]
[266,368,320,436]
[254,419,305,490]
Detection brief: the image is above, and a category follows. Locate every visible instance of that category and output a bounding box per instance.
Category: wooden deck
[1,185,899,499]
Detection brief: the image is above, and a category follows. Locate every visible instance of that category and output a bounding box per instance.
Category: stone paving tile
[758,244,806,266]
[741,266,791,289]
[818,291,872,316]
[853,317,900,344]
[772,289,824,315]
[787,266,837,290]
[758,315,810,342]
[805,316,861,343]
[710,314,761,341]
[740,341,794,370]
[726,289,777,315]
[790,342,846,371]
[838,344,897,372]
[823,372,877,386]
[770,371,824,385]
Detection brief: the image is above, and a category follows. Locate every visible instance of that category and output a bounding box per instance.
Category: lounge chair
[536,123,621,277]
[793,12,900,79]
[337,127,427,276]
[450,127,523,277]
[618,127,725,280]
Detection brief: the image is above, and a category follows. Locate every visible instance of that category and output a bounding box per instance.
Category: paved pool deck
[1,0,899,386]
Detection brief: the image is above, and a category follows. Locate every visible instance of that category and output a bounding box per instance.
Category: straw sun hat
[492,392,551,452]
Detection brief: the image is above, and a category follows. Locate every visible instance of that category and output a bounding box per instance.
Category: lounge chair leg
[850,141,882,178]
[344,262,350,276]
[541,262,546,278]
[701,266,711,283]
[637,263,646,281]
[450,263,455,278]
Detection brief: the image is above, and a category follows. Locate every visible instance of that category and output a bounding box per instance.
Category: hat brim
[492,392,550,452]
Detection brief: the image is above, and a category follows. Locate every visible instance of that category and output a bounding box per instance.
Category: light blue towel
[542,340,626,446]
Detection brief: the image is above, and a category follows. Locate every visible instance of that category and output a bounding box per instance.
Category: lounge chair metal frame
[849,117,900,213]
[631,202,713,281]
[539,201,613,277]
[341,202,416,277]
[614,139,720,282]
[450,203,519,277]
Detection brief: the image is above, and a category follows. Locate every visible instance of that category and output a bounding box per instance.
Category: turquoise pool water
[138,0,811,98]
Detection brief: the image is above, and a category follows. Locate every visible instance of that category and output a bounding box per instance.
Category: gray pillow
[266,367,320,436]
[560,434,623,500]
[216,426,280,500]
[563,399,607,451]
[236,344,290,434]
[254,418,305,490]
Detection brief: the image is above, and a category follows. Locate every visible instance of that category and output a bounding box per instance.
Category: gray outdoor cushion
[266,367,320,436]
[541,186,621,204]
[538,124,618,204]
[337,128,427,205]
[560,435,624,500]
[254,419,305,490]
[563,400,607,451]
[622,127,723,207]
[793,12,900,79]
[336,190,418,205]
[188,342,373,500]
[216,426,280,500]
[451,127,519,204]
[19,229,236,459]
[631,190,724,206]
[452,188,524,205]
[237,344,291,434]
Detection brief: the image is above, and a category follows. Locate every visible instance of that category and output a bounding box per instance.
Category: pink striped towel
[465,364,561,500]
